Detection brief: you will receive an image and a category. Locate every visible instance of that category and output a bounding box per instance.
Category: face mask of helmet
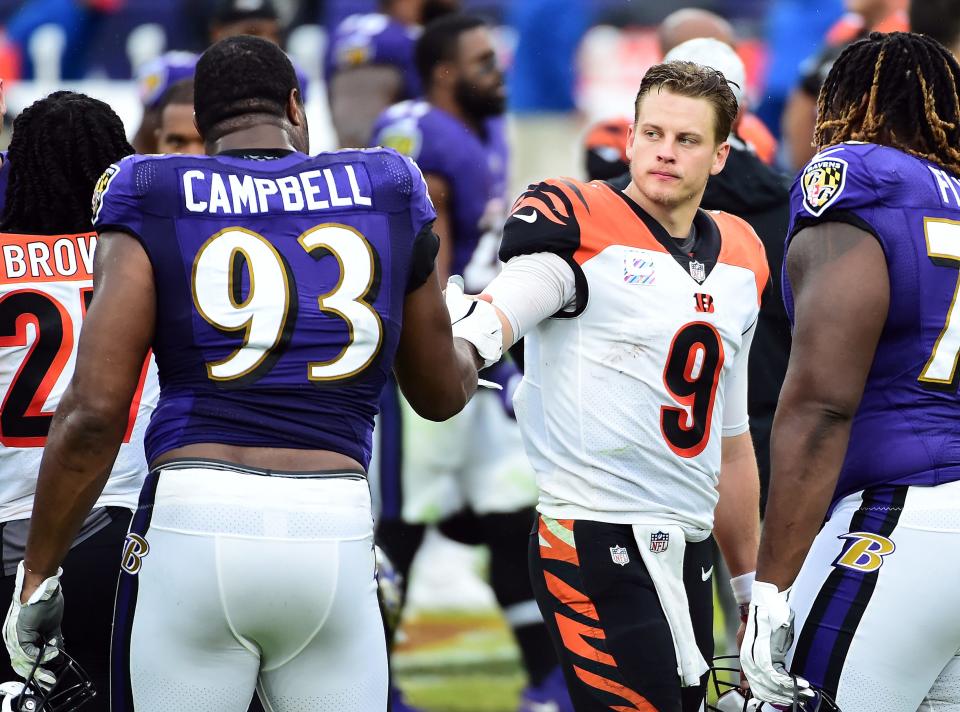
[705,656,843,712]
[1,644,95,712]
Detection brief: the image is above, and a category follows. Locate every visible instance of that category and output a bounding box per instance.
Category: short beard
[640,183,697,210]
[455,79,505,120]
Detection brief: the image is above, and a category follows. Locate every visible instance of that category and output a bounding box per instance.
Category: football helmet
[1,643,95,712]
[706,656,842,712]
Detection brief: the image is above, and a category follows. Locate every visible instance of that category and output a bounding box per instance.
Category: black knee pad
[375,518,425,581]
[478,509,538,608]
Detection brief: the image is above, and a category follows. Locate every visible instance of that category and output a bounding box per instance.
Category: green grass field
[393,600,736,712]
[394,610,523,712]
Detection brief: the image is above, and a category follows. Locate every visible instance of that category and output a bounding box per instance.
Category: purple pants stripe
[109,471,160,712]
[790,485,907,694]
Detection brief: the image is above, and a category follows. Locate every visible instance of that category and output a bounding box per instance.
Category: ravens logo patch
[378,123,422,159]
[801,156,848,216]
[91,164,119,223]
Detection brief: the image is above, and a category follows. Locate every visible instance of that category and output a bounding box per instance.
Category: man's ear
[625,122,636,162]
[287,88,304,126]
[710,140,731,176]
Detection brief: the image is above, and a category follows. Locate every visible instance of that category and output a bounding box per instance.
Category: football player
[469,60,766,712]
[741,31,960,712]
[0,91,158,711]
[154,79,204,156]
[370,15,570,712]
[325,0,459,148]
[2,37,496,711]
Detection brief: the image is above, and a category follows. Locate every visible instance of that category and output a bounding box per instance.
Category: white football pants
[786,481,960,712]
[111,461,387,712]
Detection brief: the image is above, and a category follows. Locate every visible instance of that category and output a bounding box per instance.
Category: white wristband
[730,571,755,605]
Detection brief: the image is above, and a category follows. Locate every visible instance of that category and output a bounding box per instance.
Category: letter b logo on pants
[121,533,150,574]
[833,532,895,572]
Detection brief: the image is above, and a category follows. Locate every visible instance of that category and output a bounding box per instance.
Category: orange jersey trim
[712,211,769,305]
[523,178,670,266]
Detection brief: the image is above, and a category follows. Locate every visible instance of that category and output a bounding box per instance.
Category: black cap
[212,0,278,25]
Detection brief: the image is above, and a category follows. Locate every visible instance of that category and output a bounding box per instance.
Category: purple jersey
[325,14,422,106]
[137,52,198,109]
[371,100,509,291]
[92,148,436,468]
[138,51,311,108]
[785,142,960,503]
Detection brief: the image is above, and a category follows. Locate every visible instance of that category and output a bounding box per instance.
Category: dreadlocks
[815,31,960,177]
[2,91,133,235]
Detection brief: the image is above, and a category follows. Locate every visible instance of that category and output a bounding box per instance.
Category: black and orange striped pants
[529,515,715,712]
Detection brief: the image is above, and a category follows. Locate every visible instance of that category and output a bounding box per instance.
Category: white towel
[633,524,709,687]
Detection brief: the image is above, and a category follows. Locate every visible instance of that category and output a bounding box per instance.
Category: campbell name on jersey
[371,100,509,291]
[500,178,768,538]
[92,148,436,469]
[0,231,158,520]
[786,142,960,504]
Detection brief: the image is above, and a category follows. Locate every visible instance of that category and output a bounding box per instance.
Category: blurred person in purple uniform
[325,0,459,148]
[132,0,309,153]
[370,15,572,712]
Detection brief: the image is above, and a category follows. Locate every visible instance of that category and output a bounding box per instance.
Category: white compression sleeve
[481,253,577,346]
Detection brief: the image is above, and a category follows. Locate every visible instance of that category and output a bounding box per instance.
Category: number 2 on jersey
[660,322,725,458]
[0,288,147,447]
[192,224,382,383]
[919,217,960,391]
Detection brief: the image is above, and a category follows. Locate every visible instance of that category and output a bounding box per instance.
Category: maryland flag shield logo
[802,156,848,216]
[91,164,119,223]
[378,122,422,160]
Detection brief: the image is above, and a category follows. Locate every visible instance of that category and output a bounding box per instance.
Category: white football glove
[739,581,814,707]
[444,275,503,369]
[0,681,25,712]
[3,562,63,689]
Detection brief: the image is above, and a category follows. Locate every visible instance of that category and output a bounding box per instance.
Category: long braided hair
[815,31,960,177]
[2,91,133,235]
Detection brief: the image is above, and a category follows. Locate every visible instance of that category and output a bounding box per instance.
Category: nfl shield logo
[688,260,706,283]
[649,531,670,553]
[610,545,630,566]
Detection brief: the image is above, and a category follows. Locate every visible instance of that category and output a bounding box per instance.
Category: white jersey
[497,178,768,539]
[0,231,158,521]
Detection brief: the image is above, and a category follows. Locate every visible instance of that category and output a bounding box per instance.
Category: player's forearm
[714,432,760,577]
[397,338,481,421]
[23,387,125,590]
[757,398,853,590]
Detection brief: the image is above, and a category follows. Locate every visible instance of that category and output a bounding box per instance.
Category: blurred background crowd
[0,0,914,193]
